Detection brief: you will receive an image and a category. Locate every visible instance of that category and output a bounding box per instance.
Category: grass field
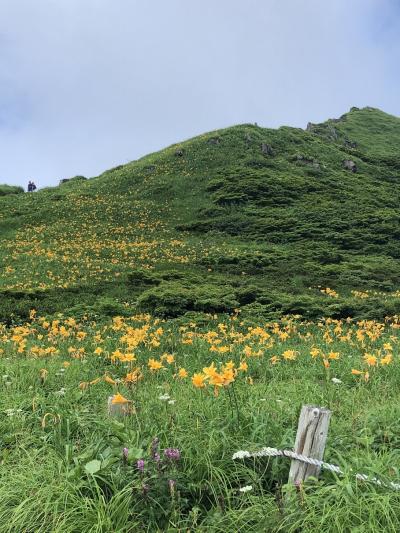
[1,106,400,531]
[1,312,400,531]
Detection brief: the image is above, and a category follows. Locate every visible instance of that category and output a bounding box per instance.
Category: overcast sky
[1,0,399,188]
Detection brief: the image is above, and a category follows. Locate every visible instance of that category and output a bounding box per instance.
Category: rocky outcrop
[261,143,274,156]
[343,160,357,172]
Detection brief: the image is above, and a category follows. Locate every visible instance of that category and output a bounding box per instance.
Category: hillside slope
[1,106,400,321]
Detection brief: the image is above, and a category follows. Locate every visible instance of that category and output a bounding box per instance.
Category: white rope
[232,447,400,491]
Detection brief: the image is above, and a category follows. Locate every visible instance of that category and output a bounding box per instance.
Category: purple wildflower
[136,459,145,472]
[164,448,181,461]
[142,483,150,496]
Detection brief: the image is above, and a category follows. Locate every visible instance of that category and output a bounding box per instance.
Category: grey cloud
[0,0,399,187]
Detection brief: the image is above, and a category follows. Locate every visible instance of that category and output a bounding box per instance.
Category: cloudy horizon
[1,0,399,188]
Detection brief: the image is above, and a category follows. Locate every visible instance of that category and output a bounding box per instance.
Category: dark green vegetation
[0,184,24,196]
[1,106,400,321]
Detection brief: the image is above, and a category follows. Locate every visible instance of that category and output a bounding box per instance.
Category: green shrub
[0,184,24,196]
[137,281,239,317]
[127,269,160,287]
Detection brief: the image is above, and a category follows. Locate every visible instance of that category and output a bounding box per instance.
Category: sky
[0,0,399,188]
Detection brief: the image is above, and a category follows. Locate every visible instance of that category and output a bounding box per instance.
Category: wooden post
[288,404,331,485]
[107,396,133,417]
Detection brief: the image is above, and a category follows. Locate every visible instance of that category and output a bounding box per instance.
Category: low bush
[0,184,24,196]
[137,281,239,316]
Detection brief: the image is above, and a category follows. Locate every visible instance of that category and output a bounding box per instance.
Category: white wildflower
[168,399,176,405]
[239,485,253,493]
[331,378,342,384]
[158,393,171,401]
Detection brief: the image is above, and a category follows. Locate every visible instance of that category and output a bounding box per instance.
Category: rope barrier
[232,447,400,491]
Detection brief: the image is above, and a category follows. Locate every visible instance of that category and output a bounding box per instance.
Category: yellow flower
[209,372,225,387]
[178,368,188,378]
[104,375,117,384]
[243,345,253,357]
[125,368,142,383]
[111,349,124,361]
[270,355,280,365]
[148,358,163,371]
[328,351,340,360]
[221,368,235,386]
[238,361,248,372]
[121,353,136,362]
[380,354,393,365]
[203,363,217,380]
[192,373,206,388]
[310,347,320,358]
[217,345,230,353]
[351,369,363,375]
[282,350,297,361]
[111,393,130,404]
[94,347,103,355]
[364,354,377,367]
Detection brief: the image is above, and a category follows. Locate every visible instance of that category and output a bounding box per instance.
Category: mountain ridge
[1,106,400,322]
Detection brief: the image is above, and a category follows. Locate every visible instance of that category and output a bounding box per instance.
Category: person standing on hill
[27,181,37,192]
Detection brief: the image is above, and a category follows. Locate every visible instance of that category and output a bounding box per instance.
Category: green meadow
[1,107,400,531]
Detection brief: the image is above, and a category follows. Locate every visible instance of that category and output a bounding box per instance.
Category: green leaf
[128,448,143,461]
[84,459,102,474]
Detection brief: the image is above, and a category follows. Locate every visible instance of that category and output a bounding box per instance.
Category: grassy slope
[1,108,400,531]
[1,107,400,322]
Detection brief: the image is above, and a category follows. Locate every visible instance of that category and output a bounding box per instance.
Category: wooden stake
[107,396,133,417]
[288,404,331,485]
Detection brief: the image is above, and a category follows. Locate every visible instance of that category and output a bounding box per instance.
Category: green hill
[1,106,400,322]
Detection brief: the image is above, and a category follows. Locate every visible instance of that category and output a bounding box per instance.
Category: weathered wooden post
[107,394,134,417]
[288,405,331,485]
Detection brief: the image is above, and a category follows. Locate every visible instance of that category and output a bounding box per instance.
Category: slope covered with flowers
[1,107,400,322]
[1,311,400,530]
